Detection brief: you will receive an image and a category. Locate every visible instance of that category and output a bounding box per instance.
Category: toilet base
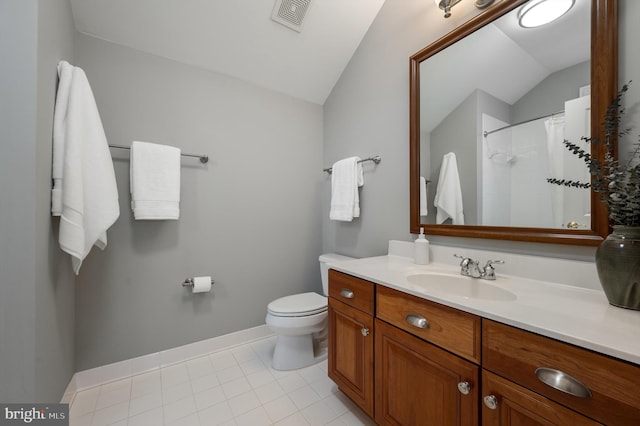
[271,334,327,371]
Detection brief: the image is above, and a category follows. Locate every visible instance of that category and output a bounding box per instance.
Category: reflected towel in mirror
[434,152,464,225]
[420,176,428,216]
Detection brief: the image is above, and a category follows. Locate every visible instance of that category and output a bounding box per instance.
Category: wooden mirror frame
[410,0,618,246]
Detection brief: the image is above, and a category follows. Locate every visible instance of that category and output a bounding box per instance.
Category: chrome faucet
[454,255,504,280]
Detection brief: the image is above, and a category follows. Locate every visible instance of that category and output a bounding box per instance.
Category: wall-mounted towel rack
[108,144,209,164]
[323,155,382,174]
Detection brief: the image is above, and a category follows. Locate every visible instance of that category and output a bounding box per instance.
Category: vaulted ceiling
[68,0,589,108]
[69,0,387,105]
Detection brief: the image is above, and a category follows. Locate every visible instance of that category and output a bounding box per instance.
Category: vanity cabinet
[483,320,640,426]
[328,270,640,425]
[327,270,375,417]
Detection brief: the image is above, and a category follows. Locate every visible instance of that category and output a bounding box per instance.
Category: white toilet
[266,253,354,371]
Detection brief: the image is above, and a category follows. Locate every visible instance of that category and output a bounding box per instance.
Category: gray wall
[0,0,38,403]
[323,0,640,260]
[0,0,76,402]
[618,0,640,157]
[322,0,453,258]
[477,89,512,127]
[512,61,591,123]
[34,0,77,402]
[72,34,324,370]
[429,91,479,225]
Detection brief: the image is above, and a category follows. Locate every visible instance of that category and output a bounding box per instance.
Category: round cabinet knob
[457,381,471,395]
[361,328,370,336]
[483,395,499,410]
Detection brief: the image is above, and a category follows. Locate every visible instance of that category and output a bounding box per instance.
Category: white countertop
[329,254,640,365]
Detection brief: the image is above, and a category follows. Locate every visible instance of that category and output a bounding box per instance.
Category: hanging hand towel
[330,156,363,221]
[52,60,120,275]
[420,176,428,216]
[130,141,181,220]
[434,152,464,225]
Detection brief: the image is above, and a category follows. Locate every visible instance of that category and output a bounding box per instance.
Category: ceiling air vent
[271,0,312,33]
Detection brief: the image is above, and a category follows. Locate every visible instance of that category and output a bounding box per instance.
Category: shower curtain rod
[483,110,564,137]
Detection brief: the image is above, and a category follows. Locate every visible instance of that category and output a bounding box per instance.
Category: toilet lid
[267,292,327,317]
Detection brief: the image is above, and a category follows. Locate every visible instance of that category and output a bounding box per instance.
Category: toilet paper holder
[182,277,215,288]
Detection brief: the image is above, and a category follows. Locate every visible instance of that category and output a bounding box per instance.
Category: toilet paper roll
[192,276,212,293]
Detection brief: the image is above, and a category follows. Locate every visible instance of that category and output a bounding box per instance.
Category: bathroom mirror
[410,0,617,245]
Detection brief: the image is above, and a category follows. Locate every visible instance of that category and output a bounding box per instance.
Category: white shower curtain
[545,114,566,227]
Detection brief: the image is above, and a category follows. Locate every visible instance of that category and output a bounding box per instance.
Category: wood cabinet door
[328,297,374,417]
[375,319,479,426]
[483,319,640,425]
[482,370,602,426]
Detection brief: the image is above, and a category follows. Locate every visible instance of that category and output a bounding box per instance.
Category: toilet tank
[319,253,355,296]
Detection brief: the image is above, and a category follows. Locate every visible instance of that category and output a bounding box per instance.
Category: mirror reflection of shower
[481,93,591,229]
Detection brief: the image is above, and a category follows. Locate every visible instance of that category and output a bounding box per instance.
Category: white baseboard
[62,324,273,400]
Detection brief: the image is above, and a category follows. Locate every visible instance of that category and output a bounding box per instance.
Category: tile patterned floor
[68,336,375,426]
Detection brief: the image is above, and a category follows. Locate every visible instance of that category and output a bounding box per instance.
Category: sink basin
[406,272,517,301]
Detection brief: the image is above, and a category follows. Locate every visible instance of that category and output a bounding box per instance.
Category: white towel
[51,61,73,214]
[420,176,428,216]
[434,152,464,225]
[130,141,181,220]
[52,60,120,275]
[329,157,363,221]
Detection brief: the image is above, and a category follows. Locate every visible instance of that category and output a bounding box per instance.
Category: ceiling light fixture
[518,0,575,28]
[434,0,495,19]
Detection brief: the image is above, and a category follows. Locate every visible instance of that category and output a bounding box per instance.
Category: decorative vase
[595,226,640,310]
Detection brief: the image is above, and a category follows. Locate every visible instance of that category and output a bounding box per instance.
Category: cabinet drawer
[483,320,640,425]
[329,270,375,315]
[376,285,481,364]
[482,370,602,425]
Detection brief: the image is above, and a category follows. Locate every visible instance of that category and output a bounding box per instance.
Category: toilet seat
[267,292,327,317]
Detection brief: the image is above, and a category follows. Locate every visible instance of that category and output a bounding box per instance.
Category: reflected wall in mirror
[410,0,617,245]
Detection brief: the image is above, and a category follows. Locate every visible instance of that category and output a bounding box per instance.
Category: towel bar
[109,144,209,164]
[323,155,381,174]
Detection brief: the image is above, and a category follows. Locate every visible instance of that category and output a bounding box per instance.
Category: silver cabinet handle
[535,368,592,398]
[405,313,430,329]
[361,328,370,337]
[457,381,471,395]
[483,395,498,410]
[340,288,354,299]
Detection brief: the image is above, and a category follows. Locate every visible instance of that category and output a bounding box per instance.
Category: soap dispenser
[414,227,429,265]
